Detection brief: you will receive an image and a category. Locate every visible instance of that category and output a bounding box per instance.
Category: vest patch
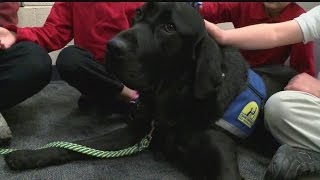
[238,101,259,128]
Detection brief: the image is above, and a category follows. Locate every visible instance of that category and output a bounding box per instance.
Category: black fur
[4,2,297,180]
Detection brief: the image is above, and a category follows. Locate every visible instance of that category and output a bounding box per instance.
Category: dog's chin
[106,54,152,92]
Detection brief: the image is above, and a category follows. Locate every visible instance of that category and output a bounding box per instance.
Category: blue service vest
[215,69,267,139]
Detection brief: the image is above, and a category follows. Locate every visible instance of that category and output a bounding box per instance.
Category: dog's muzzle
[107,38,129,58]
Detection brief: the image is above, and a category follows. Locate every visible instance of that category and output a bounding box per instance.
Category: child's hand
[285,73,320,98]
[204,20,225,45]
[0,27,17,50]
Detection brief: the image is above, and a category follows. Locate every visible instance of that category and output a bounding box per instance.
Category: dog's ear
[193,36,224,100]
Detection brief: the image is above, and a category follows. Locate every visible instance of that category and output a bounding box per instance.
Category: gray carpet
[0,80,273,180]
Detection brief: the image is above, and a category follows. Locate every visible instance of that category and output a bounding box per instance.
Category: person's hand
[204,20,225,45]
[0,27,17,50]
[285,73,320,98]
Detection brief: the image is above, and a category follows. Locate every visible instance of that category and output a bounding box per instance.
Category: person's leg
[0,41,52,142]
[265,90,320,151]
[264,91,320,179]
[56,45,138,113]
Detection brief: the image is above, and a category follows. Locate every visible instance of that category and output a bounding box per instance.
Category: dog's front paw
[5,149,57,170]
[5,150,44,170]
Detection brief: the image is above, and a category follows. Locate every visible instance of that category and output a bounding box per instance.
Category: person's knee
[0,42,52,108]
[14,41,51,67]
[14,41,48,58]
[12,42,52,83]
[264,91,289,129]
[56,46,85,73]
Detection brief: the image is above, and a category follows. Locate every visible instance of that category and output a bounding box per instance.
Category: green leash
[0,120,156,158]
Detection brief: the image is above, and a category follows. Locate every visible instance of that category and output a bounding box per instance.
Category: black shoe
[264,144,320,180]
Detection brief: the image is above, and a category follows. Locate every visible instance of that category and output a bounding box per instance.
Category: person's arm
[294,5,320,43]
[3,2,74,52]
[0,2,19,27]
[205,19,304,50]
[205,5,320,50]
[289,42,315,77]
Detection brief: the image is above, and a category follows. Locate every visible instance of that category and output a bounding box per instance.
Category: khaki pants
[264,91,320,153]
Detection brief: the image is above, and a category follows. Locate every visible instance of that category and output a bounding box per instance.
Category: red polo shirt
[201,2,315,76]
[0,2,19,26]
[5,2,144,63]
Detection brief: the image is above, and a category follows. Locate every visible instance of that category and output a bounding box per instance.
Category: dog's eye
[164,23,176,33]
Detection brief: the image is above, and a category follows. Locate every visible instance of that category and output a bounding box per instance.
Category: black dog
[4,2,296,179]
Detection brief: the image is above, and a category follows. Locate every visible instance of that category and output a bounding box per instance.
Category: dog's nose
[107,38,128,56]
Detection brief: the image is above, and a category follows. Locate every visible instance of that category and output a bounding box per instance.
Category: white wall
[297,2,320,11]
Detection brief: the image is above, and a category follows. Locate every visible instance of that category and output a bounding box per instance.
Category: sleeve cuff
[3,24,18,33]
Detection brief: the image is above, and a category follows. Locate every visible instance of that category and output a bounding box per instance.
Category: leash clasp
[147,119,156,140]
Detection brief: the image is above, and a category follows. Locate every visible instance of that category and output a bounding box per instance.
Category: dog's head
[106,2,225,99]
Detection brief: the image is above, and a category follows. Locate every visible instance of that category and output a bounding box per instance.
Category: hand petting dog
[285,73,320,98]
